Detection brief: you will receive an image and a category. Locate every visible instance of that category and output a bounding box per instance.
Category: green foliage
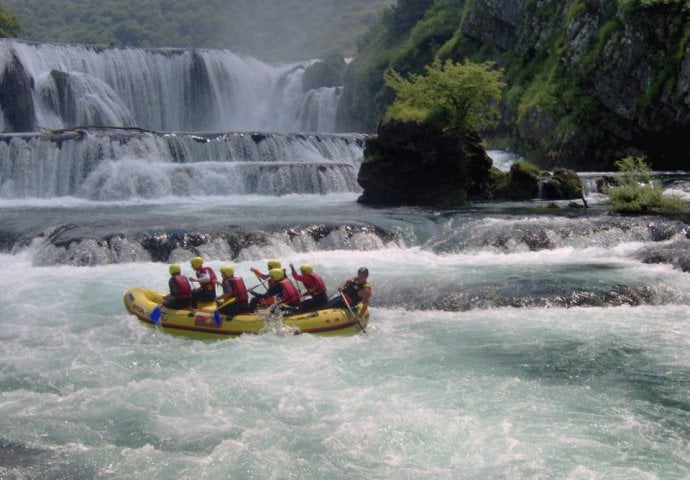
[0,4,22,37]
[2,0,392,61]
[383,59,505,135]
[621,0,689,11]
[380,0,436,41]
[340,0,690,169]
[607,156,686,213]
[578,19,621,76]
[339,0,463,131]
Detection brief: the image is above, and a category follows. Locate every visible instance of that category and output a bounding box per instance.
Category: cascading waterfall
[0,39,341,133]
[0,129,366,198]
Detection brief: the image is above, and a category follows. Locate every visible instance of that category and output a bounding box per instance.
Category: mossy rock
[507,160,541,200]
[302,53,346,92]
[0,52,36,132]
[539,168,583,200]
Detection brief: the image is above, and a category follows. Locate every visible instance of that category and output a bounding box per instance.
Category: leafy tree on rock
[383,59,505,137]
[358,59,506,206]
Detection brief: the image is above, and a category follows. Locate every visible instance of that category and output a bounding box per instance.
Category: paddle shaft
[340,291,366,334]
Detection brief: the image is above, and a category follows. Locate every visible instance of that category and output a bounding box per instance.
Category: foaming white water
[0,130,366,198]
[1,250,688,479]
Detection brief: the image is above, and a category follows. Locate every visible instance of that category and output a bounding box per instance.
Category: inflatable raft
[123,287,368,338]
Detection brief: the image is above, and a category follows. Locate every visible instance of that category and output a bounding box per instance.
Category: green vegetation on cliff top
[0,4,22,37]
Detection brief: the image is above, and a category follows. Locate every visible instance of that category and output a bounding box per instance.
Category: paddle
[213,297,236,327]
[150,305,161,326]
[248,279,267,292]
[340,291,366,334]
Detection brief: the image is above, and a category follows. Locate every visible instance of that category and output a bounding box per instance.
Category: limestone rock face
[357,121,492,207]
[460,0,690,169]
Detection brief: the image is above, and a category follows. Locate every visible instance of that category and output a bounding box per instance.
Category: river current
[1,189,689,479]
[1,39,690,479]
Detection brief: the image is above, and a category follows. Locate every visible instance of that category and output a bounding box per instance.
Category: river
[1,39,689,479]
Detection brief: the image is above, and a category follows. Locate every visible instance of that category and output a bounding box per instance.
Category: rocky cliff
[340,0,690,170]
[464,0,690,169]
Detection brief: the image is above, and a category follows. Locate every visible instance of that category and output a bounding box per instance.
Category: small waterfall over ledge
[0,39,341,133]
[0,129,366,199]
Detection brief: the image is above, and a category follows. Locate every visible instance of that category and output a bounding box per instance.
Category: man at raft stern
[328,267,371,321]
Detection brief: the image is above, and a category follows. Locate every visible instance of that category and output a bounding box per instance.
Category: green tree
[0,4,22,37]
[383,59,506,136]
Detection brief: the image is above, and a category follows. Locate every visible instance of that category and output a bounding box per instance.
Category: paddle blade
[150,306,161,326]
[214,309,222,327]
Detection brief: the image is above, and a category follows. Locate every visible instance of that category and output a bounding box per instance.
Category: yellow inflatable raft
[123,287,368,338]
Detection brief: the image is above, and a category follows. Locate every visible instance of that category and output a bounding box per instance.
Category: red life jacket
[277,278,301,305]
[171,274,192,299]
[303,272,326,297]
[197,266,217,292]
[223,276,248,302]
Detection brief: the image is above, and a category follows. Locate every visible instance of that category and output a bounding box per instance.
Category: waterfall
[0,129,366,199]
[0,39,342,133]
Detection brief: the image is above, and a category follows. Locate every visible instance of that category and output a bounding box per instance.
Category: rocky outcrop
[357,120,492,206]
[302,53,346,91]
[460,0,690,169]
[539,168,583,200]
[340,0,690,170]
[0,50,36,132]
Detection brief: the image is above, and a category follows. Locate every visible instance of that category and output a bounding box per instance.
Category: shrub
[607,156,686,213]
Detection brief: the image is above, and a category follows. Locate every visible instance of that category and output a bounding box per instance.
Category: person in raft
[248,268,301,313]
[163,263,192,309]
[188,256,217,307]
[327,267,371,321]
[215,265,250,316]
[250,258,283,306]
[290,263,328,313]
[250,258,284,285]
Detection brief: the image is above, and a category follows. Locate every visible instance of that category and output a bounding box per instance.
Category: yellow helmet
[169,263,181,275]
[190,256,204,269]
[220,265,234,277]
[269,268,285,281]
[267,259,281,269]
[300,263,313,274]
